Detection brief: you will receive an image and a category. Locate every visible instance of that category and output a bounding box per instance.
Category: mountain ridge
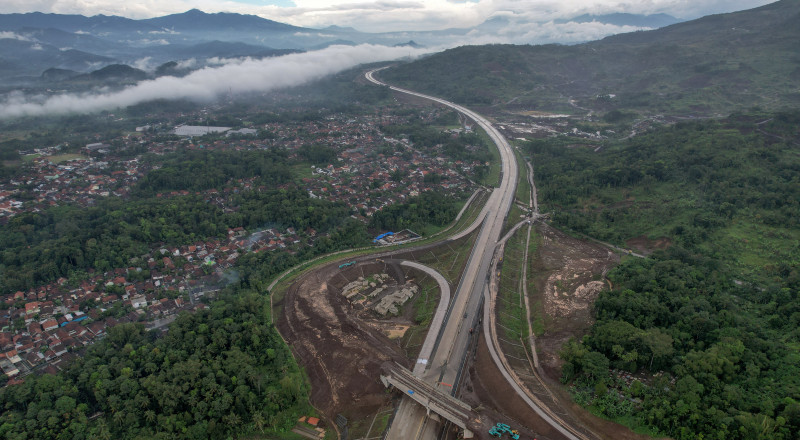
[379,0,799,116]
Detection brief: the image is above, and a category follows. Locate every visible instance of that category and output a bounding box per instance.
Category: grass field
[513,146,531,206]
[496,229,530,359]
[290,162,315,180]
[476,125,501,188]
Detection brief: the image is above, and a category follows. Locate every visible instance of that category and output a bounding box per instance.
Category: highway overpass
[366,67,518,440]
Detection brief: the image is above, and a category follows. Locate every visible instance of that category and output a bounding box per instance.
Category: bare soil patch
[529,223,670,440]
[461,333,567,440]
[532,224,618,371]
[625,235,672,255]
[276,261,411,421]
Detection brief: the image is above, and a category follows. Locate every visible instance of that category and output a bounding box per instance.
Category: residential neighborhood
[0,105,483,385]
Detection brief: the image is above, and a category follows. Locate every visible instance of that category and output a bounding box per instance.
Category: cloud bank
[0,44,427,119]
[0,0,776,32]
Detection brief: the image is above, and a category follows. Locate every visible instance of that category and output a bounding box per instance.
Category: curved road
[399,260,452,376]
[366,68,520,439]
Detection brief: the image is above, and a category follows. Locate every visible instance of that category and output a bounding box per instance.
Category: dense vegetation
[381,121,490,161]
[381,0,800,115]
[369,192,460,233]
[0,186,360,294]
[0,291,309,439]
[534,111,800,438]
[530,111,800,284]
[562,249,800,439]
[134,149,291,196]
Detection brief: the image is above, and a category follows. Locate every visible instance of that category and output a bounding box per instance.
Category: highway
[366,67,519,439]
[399,261,451,376]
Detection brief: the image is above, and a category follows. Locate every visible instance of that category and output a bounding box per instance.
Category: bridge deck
[381,363,475,434]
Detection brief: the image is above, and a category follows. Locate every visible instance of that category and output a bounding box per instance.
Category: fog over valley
[0,44,428,118]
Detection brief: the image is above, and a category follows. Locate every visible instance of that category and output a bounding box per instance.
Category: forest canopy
[536,111,800,439]
[0,291,308,440]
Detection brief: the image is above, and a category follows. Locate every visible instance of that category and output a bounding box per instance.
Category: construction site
[272,73,665,440]
[273,208,662,440]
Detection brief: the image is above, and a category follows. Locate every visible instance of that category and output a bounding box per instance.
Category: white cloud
[130,57,155,71]
[176,58,198,69]
[0,31,33,41]
[0,43,429,119]
[0,0,776,32]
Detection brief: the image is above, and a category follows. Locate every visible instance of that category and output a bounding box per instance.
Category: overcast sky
[0,0,777,32]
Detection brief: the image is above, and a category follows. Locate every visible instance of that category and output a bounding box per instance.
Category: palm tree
[95,420,112,440]
[253,411,265,433]
[113,410,126,427]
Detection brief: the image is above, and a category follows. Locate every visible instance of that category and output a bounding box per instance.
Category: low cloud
[0,31,33,41]
[513,20,646,44]
[0,44,428,119]
[175,58,198,69]
[130,57,155,71]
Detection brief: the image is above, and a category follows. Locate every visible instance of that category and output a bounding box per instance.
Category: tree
[582,351,610,382]
[640,327,674,370]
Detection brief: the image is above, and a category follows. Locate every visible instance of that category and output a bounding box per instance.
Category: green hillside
[382,0,800,116]
[532,110,800,438]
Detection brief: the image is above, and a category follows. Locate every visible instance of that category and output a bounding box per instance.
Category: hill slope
[537,109,800,439]
[381,0,800,115]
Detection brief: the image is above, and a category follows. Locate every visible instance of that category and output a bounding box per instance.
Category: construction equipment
[489,423,520,439]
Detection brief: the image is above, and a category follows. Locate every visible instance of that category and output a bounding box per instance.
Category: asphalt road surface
[367,67,518,440]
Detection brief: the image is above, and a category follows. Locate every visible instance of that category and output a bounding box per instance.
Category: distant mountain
[380,0,800,115]
[0,12,154,34]
[0,36,114,77]
[394,41,423,48]
[561,13,680,28]
[85,64,147,81]
[0,7,692,61]
[141,9,302,33]
[0,4,776,89]
[0,9,324,50]
[40,67,79,81]
[601,0,799,44]
[13,27,134,57]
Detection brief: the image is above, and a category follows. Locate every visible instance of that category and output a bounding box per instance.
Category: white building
[173,125,231,137]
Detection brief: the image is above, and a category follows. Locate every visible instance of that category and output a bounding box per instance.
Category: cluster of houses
[1,107,482,224]
[0,148,145,219]
[0,224,309,385]
[0,106,488,385]
[303,139,476,219]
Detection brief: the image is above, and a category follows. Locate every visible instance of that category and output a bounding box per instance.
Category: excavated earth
[529,223,671,440]
[276,261,412,422]
[276,222,666,440]
[531,223,619,381]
